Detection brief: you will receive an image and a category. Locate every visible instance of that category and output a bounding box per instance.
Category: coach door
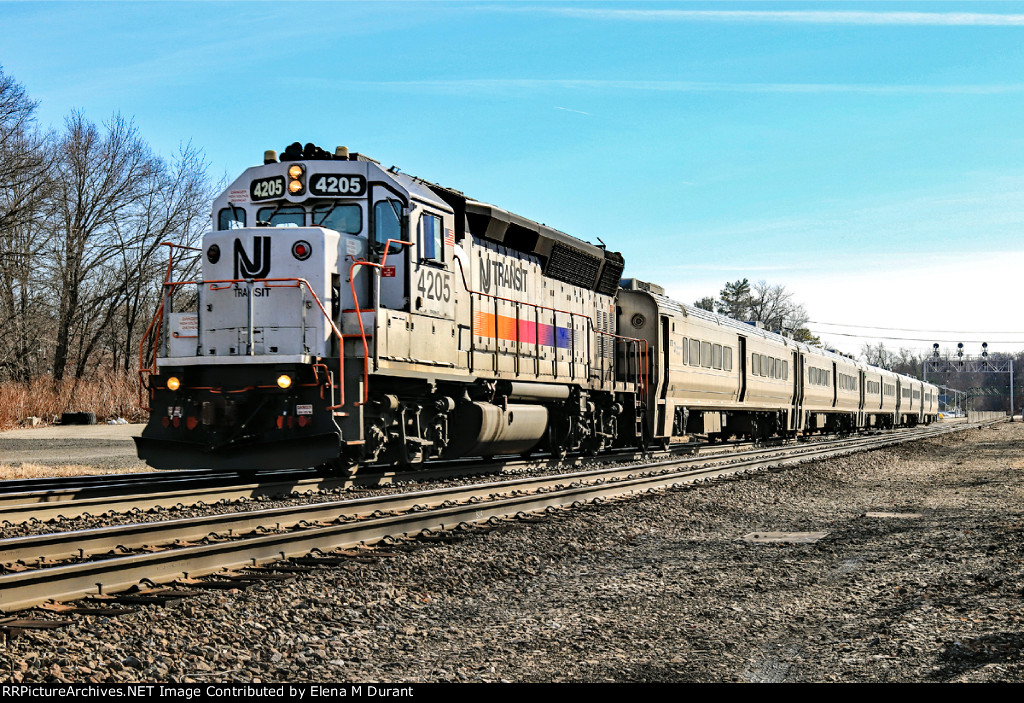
[657,316,671,438]
[791,351,802,431]
[737,337,747,402]
[831,362,838,408]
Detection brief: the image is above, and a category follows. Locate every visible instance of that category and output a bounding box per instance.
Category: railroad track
[0,421,971,524]
[0,418,998,614]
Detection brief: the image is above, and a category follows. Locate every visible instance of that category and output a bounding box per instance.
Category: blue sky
[3,1,1023,357]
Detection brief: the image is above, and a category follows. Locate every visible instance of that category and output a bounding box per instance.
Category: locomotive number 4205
[417,268,451,302]
[310,174,367,197]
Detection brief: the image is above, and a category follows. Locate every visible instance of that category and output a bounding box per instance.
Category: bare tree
[861,342,898,369]
[747,280,816,341]
[0,67,55,381]
[49,112,160,381]
[108,142,212,372]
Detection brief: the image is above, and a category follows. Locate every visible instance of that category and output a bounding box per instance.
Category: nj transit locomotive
[136,143,938,471]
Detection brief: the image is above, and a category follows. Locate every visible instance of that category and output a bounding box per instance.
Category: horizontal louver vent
[544,242,601,289]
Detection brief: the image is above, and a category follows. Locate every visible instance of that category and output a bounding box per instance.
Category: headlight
[166,376,181,391]
[287,163,305,195]
[277,374,293,389]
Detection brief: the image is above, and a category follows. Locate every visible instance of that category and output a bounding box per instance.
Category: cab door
[372,192,409,311]
[411,209,455,321]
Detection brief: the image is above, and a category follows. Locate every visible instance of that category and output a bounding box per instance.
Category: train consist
[136,143,938,471]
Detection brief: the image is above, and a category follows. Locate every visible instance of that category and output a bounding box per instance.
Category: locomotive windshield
[246,203,362,233]
[312,203,361,233]
[257,205,304,227]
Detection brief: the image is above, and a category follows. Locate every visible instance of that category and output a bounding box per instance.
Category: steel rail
[0,421,984,524]
[0,440,673,511]
[0,419,997,612]
[0,428,916,522]
[0,469,212,496]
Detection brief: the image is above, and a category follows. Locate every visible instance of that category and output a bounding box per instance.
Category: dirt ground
[0,423,150,477]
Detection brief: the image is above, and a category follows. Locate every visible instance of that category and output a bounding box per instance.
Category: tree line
[694,278,820,344]
[0,66,214,384]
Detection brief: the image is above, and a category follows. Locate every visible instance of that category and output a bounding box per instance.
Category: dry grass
[0,373,146,430]
[0,463,154,479]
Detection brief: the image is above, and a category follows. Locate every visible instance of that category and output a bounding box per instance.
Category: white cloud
[336,79,1024,96]
[554,106,591,115]
[547,9,1024,27]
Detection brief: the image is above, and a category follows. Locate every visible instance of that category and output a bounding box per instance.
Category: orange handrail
[138,242,202,408]
[138,275,346,409]
[347,239,414,406]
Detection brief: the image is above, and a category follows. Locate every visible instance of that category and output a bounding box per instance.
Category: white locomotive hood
[202,227,339,286]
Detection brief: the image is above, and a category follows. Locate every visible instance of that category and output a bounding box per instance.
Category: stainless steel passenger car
[615,279,938,445]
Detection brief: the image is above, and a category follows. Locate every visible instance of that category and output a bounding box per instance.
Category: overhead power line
[809,320,1024,335]
[809,329,1024,344]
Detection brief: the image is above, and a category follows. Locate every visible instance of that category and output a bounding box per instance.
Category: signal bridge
[923,343,1014,418]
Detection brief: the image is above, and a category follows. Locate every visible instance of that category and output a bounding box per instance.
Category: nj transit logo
[234,237,271,279]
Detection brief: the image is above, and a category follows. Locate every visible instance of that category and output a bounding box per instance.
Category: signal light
[287,163,305,195]
[167,376,181,391]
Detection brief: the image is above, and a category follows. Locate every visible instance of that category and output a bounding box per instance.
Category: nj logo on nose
[234,237,271,279]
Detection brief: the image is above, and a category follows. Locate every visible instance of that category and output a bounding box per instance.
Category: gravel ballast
[2,421,1022,683]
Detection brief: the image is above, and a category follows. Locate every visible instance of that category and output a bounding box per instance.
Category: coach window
[724,346,733,372]
[689,339,700,366]
[218,207,246,230]
[421,213,443,262]
[257,205,305,227]
[782,361,788,380]
[712,344,722,370]
[312,203,362,234]
[701,341,712,368]
[752,354,761,376]
[681,338,688,365]
[768,357,776,379]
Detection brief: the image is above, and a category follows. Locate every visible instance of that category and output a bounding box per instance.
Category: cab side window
[422,212,443,262]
